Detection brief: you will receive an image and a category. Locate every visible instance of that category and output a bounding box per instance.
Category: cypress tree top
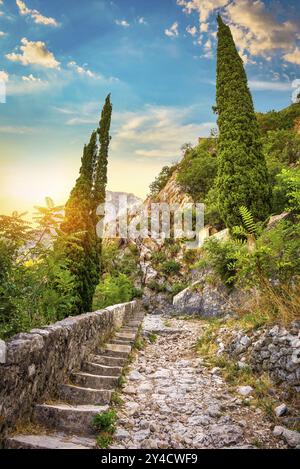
[216,15,271,228]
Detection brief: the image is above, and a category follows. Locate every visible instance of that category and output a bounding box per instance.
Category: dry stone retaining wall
[219,321,300,388]
[0,301,139,437]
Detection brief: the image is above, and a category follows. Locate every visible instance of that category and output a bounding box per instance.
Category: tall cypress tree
[61,131,98,314]
[216,15,271,228]
[60,95,112,315]
[92,94,112,266]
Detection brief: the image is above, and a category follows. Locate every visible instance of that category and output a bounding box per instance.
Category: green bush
[160,260,181,275]
[93,273,135,310]
[147,280,168,293]
[177,139,217,202]
[93,409,117,433]
[0,206,78,340]
[149,165,177,198]
[202,238,242,288]
[151,251,167,265]
[262,129,300,166]
[171,282,188,296]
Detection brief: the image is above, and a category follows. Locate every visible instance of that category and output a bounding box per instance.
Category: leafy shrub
[182,249,198,265]
[149,165,177,198]
[171,282,188,296]
[93,273,135,310]
[0,204,78,340]
[202,238,242,288]
[271,167,300,215]
[263,129,300,166]
[93,409,117,433]
[256,103,300,134]
[177,139,217,202]
[160,260,181,275]
[151,251,167,265]
[147,280,168,293]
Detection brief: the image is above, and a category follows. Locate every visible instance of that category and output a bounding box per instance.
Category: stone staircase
[5,311,145,449]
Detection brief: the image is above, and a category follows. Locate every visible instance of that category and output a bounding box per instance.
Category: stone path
[111,315,287,449]
[5,311,145,449]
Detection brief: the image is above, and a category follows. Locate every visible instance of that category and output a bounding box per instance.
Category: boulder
[173,280,232,318]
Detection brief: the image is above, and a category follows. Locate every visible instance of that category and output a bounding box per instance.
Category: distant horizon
[0,0,299,215]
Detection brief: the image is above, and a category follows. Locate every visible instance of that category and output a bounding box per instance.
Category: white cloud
[177,0,300,65]
[67,61,98,78]
[111,105,215,162]
[283,48,300,66]
[0,31,6,37]
[177,0,228,22]
[248,80,291,91]
[165,22,179,38]
[186,25,197,37]
[16,0,58,26]
[225,0,299,61]
[200,22,209,32]
[138,17,147,25]
[6,38,60,68]
[0,126,34,134]
[22,73,42,82]
[115,19,130,27]
[0,70,9,82]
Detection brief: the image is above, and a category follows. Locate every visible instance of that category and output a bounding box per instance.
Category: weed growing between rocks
[93,409,117,449]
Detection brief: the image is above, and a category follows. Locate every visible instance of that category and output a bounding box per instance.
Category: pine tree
[216,15,271,228]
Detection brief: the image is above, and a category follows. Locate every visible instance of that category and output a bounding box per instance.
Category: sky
[0,0,299,215]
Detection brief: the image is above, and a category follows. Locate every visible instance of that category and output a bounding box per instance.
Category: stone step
[71,372,118,390]
[82,362,122,377]
[121,327,139,333]
[59,384,112,405]
[126,321,141,327]
[115,332,136,340]
[110,338,134,345]
[90,354,126,368]
[5,433,96,449]
[102,343,131,358]
[33,403,108,434]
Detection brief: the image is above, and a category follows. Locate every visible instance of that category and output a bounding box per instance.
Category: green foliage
[93,409,117,449]
[93,409,117,433]
[177,139,218,201]
[147,280,168,293]
[0,205,77,340]
[202,238,242,288]
[93,273,135,310]
[274,168,300,214]
[149,165,177,198]
[262,129,300,166]
[204,186,224,229]
[257,103,300,134]
[236,219,300,287]
[61,95,112,315]
[171,282,188,296]
[101,243,140,278]
[160,260,181,275]
[148,333,158,343]
[150,250,167,265]
[61,131,98,315]
[216,16,271,228]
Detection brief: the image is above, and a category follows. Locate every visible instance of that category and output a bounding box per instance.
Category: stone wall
[218,321,300,388]
[0,301,139,437]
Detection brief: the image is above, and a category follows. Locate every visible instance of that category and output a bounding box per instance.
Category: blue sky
[0,0,299,214]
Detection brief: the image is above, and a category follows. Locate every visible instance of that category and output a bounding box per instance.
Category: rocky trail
[111,315,288,449]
